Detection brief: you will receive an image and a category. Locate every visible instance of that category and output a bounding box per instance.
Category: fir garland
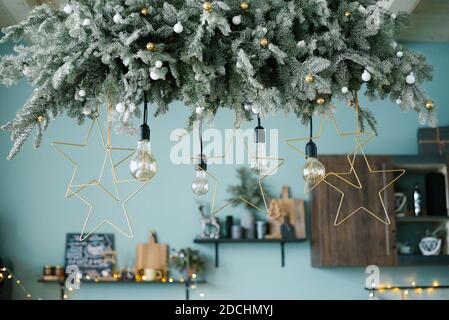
[0,0,436,159]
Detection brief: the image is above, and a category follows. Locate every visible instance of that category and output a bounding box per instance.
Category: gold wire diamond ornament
[52,106,151,240]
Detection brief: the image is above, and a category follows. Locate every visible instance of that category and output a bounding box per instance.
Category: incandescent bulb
[302,157,326,187]
[250,142,269,175]
[130,140,157,180]
[192,170,209,196]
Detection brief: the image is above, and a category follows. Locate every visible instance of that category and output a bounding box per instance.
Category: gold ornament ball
[146,42,156,52]
[425,100,434,110]
[260,37,269,47]
[141,7,149,16]
[344,11,352,17]
[203,2,212,12]
[317,97,325,105]
[305,74,314,83]
[37,115,45,122]
[240,1,249,10]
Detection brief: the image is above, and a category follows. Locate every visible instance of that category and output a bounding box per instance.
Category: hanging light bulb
[192,120,209,196]
[302,116,325,188]
[192,155,209,196]
[130,92,158,180]
[250,115,269,175]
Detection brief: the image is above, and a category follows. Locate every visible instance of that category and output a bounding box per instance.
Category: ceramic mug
[144,268,163,281]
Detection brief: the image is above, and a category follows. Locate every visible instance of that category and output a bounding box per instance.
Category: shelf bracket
[281,242,285,267]
[214,242,219,268]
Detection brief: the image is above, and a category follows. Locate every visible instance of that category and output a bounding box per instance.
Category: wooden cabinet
[311,155,397,267]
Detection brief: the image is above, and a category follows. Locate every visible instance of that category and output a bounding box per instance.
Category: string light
[411,281,416,287]
[433,281,440,287]
[0,266,39,299]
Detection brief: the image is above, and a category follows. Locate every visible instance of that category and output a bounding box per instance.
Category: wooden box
[418,126,449,156]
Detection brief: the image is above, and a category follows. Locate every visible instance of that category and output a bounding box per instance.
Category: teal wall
[1,42,449,300]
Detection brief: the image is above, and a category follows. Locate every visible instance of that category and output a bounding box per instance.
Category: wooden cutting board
[136,232,168,272]
[267,186,306,239]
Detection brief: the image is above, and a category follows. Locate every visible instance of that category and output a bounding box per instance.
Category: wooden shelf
[38,278,205,285]
[396,216,449,223]
[398,255,449,266]
[194,238,306,244]
[194,237,307,268]
[38,278,206,300]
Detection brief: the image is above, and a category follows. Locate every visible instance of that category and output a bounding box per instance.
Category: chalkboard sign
[65,233,115,278]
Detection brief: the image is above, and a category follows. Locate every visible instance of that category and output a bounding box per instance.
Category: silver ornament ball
[173,22,184,33]
[63,5,73,14]
[362,70,371,82]
[150,70,159,80]
[341,86,349,94]
[232,15,242,25]
[155,60,163,68]
[406,73,416,84]
[116,102,126,113]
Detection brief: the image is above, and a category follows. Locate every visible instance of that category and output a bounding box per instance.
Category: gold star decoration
[52,108,150,240]
[190,120,285,217]
[323,136,405,226]
[285,91,375,192]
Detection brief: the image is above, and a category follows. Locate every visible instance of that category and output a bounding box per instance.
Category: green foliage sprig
[227,166,274,210]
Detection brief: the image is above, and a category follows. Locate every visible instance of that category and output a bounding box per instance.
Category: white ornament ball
[173,22,184,34]
[391,13,397,19]
[78,89,86,97]
[232,15,242,25]
[251,105,261,114]
[396,98,403,105]
[195,106,205,115]
[341,86,349,94]
[358,5,366,13]
[113,13,123,24]
[155,60,163,68]
[63,4,73,14]
[123,58,130,66]
[244,104,252,111]
[396,51,404,58]
[362,70,371,82]
[150,70,159,80]
[406,73,416,85]
[297,40,306,48]
[82,19,91,26]
[115,102,126,113]
[82,107,92,115]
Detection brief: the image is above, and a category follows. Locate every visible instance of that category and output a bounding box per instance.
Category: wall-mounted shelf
[396,216,449,223]
[193,238,307,268]
[398,255,449,266]
[38,278,206,300]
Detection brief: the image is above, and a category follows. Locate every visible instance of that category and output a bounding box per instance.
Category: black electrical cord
[143,91,148,125]
[140,91,150,141]
[309,115,313,141]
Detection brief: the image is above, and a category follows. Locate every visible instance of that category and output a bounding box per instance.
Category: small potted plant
[419,225,447,256]
[170,248,205,281]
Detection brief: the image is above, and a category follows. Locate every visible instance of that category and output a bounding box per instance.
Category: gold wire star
[52,114,150,240]
[285,91,375,192]
[323,136,406,226]
[191,120,285,217]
